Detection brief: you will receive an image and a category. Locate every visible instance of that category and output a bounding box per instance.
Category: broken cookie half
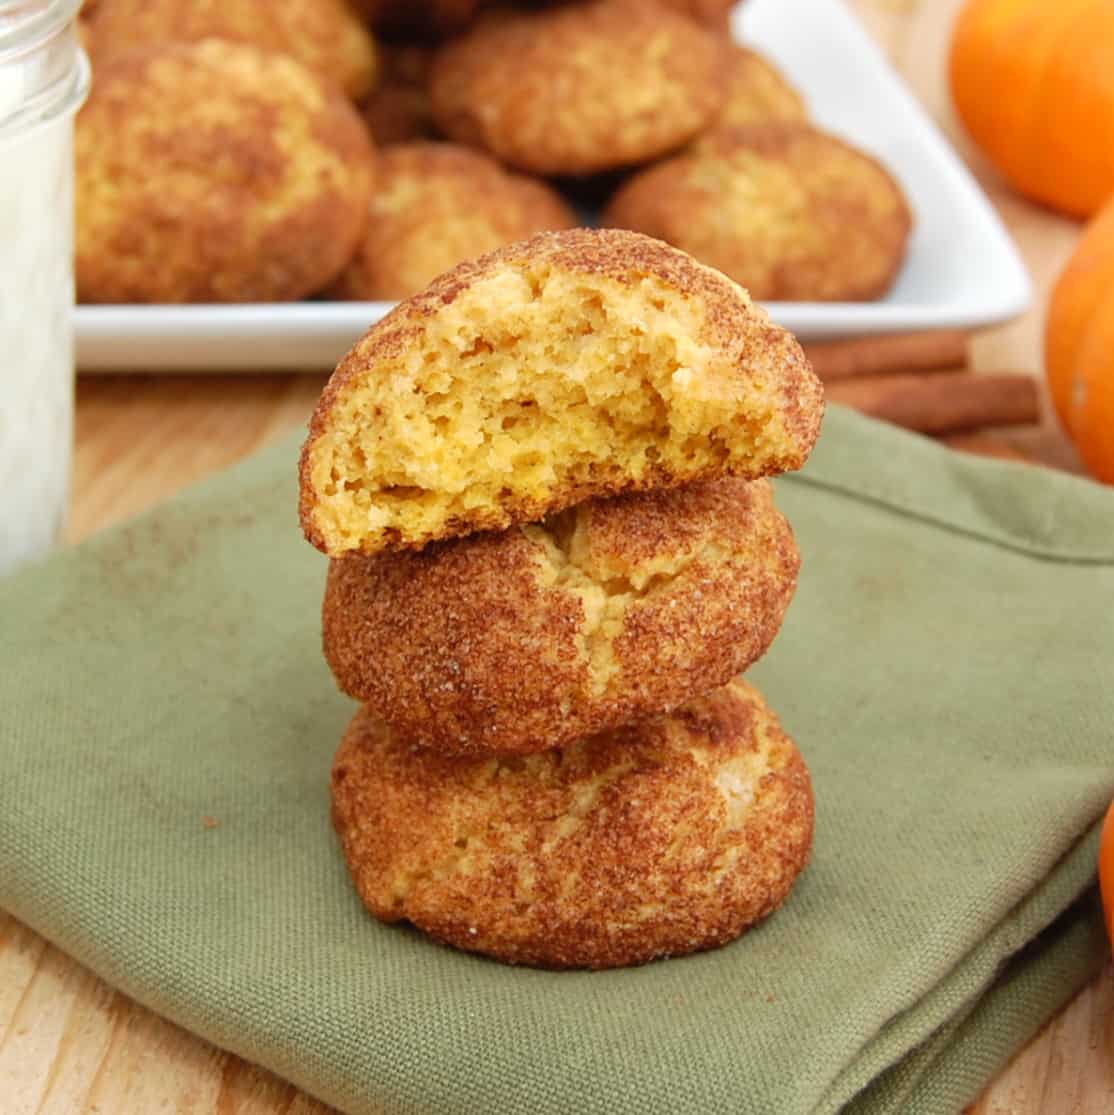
[299,227,824,557]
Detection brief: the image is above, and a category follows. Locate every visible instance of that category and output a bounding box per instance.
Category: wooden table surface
[2,0,1112,1111]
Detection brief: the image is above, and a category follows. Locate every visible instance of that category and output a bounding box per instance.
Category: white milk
[0,1,88,576]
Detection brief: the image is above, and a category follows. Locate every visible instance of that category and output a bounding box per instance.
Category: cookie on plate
[324,477,799,754]
[331,677,814,969]
[299,228,823,556]
[654,0,739,31]
[714,44,808,130]
[330,143,577,301]
[76,40,374,304]
[603,123,912,301]
[429,2,727,175]
[83,0,378,100]
[506,0,739,33]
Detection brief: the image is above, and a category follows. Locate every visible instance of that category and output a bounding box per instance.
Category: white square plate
[75,0,1031,372]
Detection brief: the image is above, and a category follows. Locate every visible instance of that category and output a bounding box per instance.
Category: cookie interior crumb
[307,261,806,554]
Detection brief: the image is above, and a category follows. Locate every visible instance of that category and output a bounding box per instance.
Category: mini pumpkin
[950,0,1114,218]
[1045,198,1114,483]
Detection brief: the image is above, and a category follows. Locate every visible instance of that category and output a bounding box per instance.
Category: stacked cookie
[300,228,825,969]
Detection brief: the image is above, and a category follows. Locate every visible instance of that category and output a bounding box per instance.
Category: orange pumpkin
[1101,799,1113,955]
[950,0,1114,218]
[1045,198,1114,482]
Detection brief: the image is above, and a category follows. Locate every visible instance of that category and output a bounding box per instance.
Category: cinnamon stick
[825,372,1040,435]
[804,330,969,381]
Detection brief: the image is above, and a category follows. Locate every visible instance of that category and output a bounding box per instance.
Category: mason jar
[0,0,89,576]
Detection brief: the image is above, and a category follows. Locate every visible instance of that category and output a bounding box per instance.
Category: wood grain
[1,1,1111,1111]
[70,373,327,542]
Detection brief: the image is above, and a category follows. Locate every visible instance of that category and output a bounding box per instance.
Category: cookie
[83,0,378,100]
[331,678,814,969]
[603,123,912,301]
[76,40,374,304]
[655,0,738,30]
[507,0,738,31]
[329,143,577,301]
[429,2,727,175]
[299,228,823,556]
[715,44,808,130]
[324,477,798,754]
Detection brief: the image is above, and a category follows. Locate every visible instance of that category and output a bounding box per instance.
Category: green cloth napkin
[2,404,1112,1115]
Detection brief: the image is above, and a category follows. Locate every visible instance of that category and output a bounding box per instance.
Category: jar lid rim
[0,0,82,61]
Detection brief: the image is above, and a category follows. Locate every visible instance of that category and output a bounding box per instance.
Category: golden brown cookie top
[323,477,799,754]
[330,142,577,300]
[715,44,808,130]
[331,677,814,968]
[76,39,374,304]
[429,1,728,175]
[538,473,784,586]
[604,123,912,301]
[84,0,378,99]
[300,228,823,556]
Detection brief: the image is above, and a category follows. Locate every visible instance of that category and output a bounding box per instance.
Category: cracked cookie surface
[83,0,379,101]
[429,0,727,175]
[331,677,814,969]
[713,45,808,131]
[328,142,577,301]
[323,476,799,755]
[77,39,374,303]
[604,123,912,303]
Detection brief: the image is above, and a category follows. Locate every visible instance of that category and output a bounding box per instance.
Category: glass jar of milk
[0,0,89,576]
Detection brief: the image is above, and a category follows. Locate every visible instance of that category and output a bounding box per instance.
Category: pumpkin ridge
[951,0,1114,216]
[1045,200,1114,434]
[1070,280,1114,482]
[1025,0,1114,214]
[1013,0,1096,207]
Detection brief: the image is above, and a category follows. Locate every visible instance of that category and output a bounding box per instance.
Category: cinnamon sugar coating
[329,143,577,301]
[604,123,912,302]
[429,1,727,175]
[77,40,374,303]
[331,677,814,969]
[83,0,378,100]
[324,478,799,755]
